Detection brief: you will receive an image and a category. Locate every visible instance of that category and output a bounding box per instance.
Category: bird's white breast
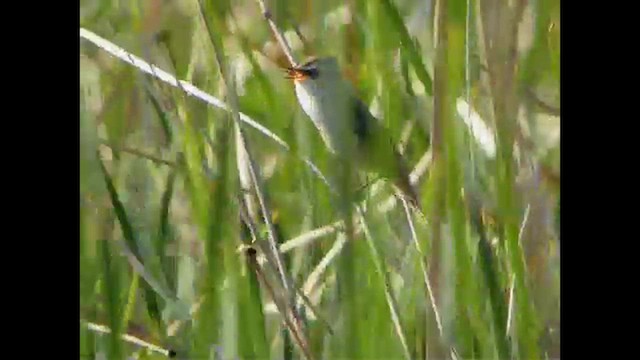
[294,80,351,154]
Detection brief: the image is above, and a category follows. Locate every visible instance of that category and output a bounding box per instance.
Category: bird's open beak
[284,67,308,82]
[284,64,318,82]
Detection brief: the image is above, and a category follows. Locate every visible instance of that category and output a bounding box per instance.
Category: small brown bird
[286,57,420,209]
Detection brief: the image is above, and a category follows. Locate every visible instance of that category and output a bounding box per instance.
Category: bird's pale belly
[295,84,351,154]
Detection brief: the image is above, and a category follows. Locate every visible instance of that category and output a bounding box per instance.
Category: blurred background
[80,0,559,359]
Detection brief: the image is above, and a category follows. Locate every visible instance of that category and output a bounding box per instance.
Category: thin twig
[235,123,261,225]
[377,150,433,213]
[291,282,335,335]
[246,249,314,360]
[401,198,443,337]
[242,201,335,340]
[255,0,298,67]
[238,126,295,296]
[518,204,532,245]
[242,244,335,335]
[238,195,261,245]
[98,140,176,167]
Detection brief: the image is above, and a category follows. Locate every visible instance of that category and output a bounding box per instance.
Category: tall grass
[80,0,560,358]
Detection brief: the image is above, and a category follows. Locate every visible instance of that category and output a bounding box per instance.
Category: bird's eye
[298,58,320,79]
[306,67,319,79]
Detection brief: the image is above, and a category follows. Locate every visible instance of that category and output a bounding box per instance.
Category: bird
[285,56,421,210]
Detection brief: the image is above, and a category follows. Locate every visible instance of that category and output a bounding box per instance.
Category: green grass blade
[99,237,123,359]
[120,273,140,333]
[157,170,177,295]
[358,207,412,360]
[81,0,559,357]
[470,201,511,359]
[97,156,139,257]
[143,86,174,145]
[380,0,433,96]
[98,156,165,330]
[238,250,270,359]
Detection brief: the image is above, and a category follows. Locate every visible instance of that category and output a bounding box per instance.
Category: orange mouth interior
[285,68,309,82]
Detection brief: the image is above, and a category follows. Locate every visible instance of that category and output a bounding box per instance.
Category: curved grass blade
[379,0,433,96]
[143,85,173,145]
[97,155,165,330]
[156,169,177,295]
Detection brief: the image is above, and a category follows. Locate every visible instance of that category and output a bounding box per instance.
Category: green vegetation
[80,0,560,358]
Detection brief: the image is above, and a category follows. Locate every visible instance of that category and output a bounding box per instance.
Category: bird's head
[285,57,342,86]
[284,56,353,153]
